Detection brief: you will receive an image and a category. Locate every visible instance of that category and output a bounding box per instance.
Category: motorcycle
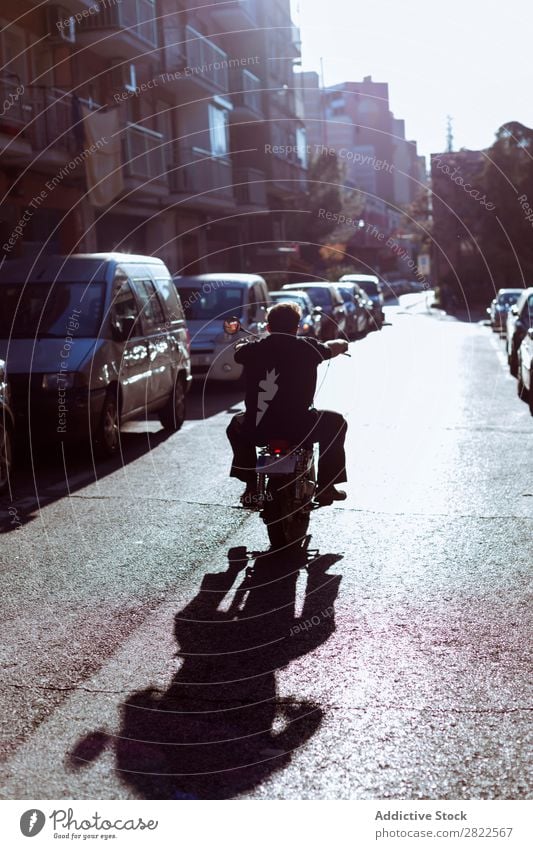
[224,316,348,549]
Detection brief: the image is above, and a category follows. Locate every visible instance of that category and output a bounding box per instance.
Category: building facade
[299,71,427,275]
[0,0,306,276]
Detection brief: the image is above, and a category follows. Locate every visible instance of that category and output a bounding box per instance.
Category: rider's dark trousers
[227,410,348,489]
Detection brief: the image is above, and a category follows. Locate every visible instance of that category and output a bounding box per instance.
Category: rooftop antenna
[446,115,454,152]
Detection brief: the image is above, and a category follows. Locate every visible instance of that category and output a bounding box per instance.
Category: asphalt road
[0,295,532,800]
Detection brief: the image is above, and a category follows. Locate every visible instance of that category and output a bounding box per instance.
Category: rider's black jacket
[234,333,333,442]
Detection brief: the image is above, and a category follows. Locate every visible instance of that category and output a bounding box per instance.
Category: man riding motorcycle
[226,301,349,507]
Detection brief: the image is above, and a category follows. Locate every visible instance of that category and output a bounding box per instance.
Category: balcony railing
[185,26,229,92]
[171,147,234,202]
[25,87,87,154]
[123,123,165,184]
[78,0,157,47]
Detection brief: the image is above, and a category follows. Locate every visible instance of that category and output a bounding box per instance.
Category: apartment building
[299,71,426,274]
[0,0,306,274]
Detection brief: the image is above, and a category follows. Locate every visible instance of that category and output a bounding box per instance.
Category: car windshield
[339,287,354,302]
[300,287,331,306]
[498,292,521,306]
[178,286,244,321]
[0,282,105,338]
[271,294,307,311]
[357,280,379,295]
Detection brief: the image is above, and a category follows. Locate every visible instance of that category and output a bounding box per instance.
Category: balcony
[182,26,230,94]
[77,0,158,59]
[234,168,267,208]
[0,74,32,164]
[170,147,235,210]
[122,123,167,199]
[210,0,259,29]
[290,24,302,57]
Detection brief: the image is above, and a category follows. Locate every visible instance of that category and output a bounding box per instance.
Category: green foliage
[479,121,533,284]
[289,152,343,255]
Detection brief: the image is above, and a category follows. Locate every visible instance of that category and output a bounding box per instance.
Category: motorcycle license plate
[256,454,298,475]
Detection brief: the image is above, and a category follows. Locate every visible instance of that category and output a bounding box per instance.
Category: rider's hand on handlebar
[325,339,349,357]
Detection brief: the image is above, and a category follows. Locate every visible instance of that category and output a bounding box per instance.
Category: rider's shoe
[315,485,347,506]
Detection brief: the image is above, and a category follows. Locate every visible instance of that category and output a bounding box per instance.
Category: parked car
[269,291,322,338]
[337,284,368,340]
[505,288,533,377]
[355,285,380,332]
[339,274,385,327]
[281,282,346,340]
[487,288,523,334]
[0,359,14,495]
[174,273,270,380]
[0,253,191,457]
[517,327,533,414]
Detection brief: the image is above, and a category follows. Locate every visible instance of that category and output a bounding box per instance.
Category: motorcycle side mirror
[223,317,241,335]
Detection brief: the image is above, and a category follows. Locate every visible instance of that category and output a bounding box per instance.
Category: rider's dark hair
[267,301,301,333]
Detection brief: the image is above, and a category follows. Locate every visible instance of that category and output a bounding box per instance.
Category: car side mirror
[312,306,323,315]
[510,305,518,315]
[528,328,533,340]
[486,307,491,315]
[112,315,136,341]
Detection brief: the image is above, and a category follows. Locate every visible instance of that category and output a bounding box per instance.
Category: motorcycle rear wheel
[263,479,310,549]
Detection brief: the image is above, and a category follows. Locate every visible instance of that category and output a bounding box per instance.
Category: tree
[479,122,533,285]
[289,151,344,266]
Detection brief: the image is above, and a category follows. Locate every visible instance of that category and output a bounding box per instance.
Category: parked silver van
[173,274,271,381]
[0,253,191,457]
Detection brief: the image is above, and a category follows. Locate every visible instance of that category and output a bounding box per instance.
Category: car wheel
[95,388,120,458]
[0,419,13,495]
[159,375,186,431]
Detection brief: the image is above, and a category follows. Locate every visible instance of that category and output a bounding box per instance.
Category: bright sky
[292,0,533,165]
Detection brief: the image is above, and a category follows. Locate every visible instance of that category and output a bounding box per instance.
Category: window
[111,277,141,337]
[208,105,229,157]
[178,286,244,321]
[154,278,184,322]
[296,127,307,167]
[131,279,166,328]
[0,282,105,338]
[250,284,267,320]
[242,70,261,112]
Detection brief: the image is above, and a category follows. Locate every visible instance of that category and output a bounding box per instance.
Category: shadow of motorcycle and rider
[70,543,343,799]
